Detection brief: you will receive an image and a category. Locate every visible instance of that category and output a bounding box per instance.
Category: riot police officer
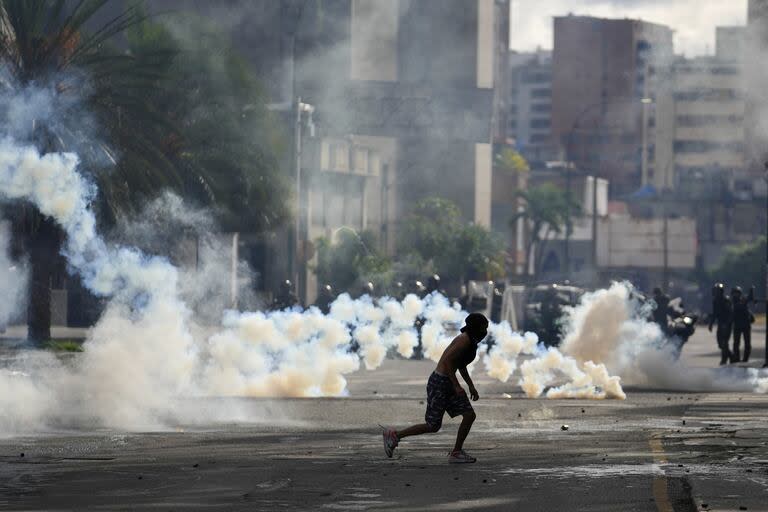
[731,286,755,362]
[426,274,445,296]
[315,284,335,315]
[652,287,671,336]
[709,283,733,365]
[272,279,299,310]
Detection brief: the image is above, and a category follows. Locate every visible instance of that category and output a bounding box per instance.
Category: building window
[330,143,348,171]
[674,89,742,101]
[674,140,744,152]
[530,118,550,129]
[521,71,551,84]
[353,148,368,173]
[677,114,743,126]
[531,88,550,99]
[532,103,551,113]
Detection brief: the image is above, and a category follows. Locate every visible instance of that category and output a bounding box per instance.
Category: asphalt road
[0,327,767,511]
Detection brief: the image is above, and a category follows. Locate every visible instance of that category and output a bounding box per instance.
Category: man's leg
[732,329,742,362]
[743,328,751,361]
[717,329,730,365]
[452,410,476,453]
[398,423,438,439]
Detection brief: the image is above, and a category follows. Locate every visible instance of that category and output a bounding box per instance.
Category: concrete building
[651,55,745,194]
[552,15,674,196]
[746,0,768,189]
[506,50,558,165]
[134,0,508,302]
[717,26,746,62]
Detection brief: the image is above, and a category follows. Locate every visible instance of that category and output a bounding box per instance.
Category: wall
[597,216,697,269]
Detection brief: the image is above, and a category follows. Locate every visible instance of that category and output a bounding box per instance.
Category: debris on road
[561,425,569,431]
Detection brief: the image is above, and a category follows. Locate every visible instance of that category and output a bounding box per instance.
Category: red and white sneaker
[382,427,399,458]
[448,450,476,464]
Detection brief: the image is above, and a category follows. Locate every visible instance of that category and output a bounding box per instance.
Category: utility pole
[294,95,303,303]
[662,201,669,292]
[591,175,599,274]
[764,162,768,367]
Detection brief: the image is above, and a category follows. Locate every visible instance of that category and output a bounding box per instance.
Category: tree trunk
[27,216,61,345]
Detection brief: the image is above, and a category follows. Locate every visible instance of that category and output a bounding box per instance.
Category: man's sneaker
[382,428,398,458]
[448,450,476,464]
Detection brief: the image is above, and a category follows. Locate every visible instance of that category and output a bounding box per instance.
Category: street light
[266,98,316,304]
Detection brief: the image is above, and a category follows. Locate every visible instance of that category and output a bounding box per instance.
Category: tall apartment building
[652,51,745,197]
[551,15,674,196]
[746,0,768,191]
[717,26,745,61]
[506,50,557,165]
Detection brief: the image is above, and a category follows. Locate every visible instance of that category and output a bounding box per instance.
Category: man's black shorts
[424,371,473,430]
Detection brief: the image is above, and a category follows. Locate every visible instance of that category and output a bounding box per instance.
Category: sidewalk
[0,325,89,341]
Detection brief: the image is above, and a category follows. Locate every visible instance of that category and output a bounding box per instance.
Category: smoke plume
[0,134,625,434]
[560,282,768,394]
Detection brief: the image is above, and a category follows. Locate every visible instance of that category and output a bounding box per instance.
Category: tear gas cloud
[1,74,767,435]
[0,222,26,328]
[0,132,625,433]
[2,134,768,434]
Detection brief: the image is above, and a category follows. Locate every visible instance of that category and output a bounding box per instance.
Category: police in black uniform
[652,288,671,336]
[315,284,335,315]
[272,279,299,310]
[426,274,445,296]
[709,283,733,365]
[731,286,755,363]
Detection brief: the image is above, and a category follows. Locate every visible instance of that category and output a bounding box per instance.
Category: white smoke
[0,132,625,433]
[4,135,766,434]
[559,282,768,394]
[0,221,26,328]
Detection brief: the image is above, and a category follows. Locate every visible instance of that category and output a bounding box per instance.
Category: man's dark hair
[461,313,488,334]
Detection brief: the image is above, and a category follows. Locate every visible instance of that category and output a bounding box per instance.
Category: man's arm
[459,366,479,401]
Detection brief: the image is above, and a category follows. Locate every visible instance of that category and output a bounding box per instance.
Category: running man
[382,313,488,464]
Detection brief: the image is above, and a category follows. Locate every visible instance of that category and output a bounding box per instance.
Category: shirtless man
[381,313,488,463]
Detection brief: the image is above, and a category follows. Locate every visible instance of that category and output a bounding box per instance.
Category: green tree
[708,237,766,298]
[0,1,289,342]
[511,184,580,275]
[398,197,505,286]
[0,0,167,342]
[124,13,289,231]
[314,229,391,294]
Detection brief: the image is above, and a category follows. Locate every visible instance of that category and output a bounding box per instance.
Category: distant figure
[315,284,335,315]
[390,281,405,301]
[540,284,567,346]
[356,281,375,299]
[272,279,299,310]
[380,313,488,464]
[652,288,671,335]
[708,283,733,365]
[426,274,445,296]
[731,286,755,363]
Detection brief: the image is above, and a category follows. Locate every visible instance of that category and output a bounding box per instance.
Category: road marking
[649,436,673,512]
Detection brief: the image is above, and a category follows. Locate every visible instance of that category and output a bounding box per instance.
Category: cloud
[511,0,748,56]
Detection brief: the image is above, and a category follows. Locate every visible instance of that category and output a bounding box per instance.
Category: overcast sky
[510,0,748,57]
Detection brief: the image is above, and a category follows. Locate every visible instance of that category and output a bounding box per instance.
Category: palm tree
[1,1,290,343]
[511,184,580,276]
[0,0,187,343]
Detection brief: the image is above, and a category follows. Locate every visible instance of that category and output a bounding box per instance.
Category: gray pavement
[0,327,766,511]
